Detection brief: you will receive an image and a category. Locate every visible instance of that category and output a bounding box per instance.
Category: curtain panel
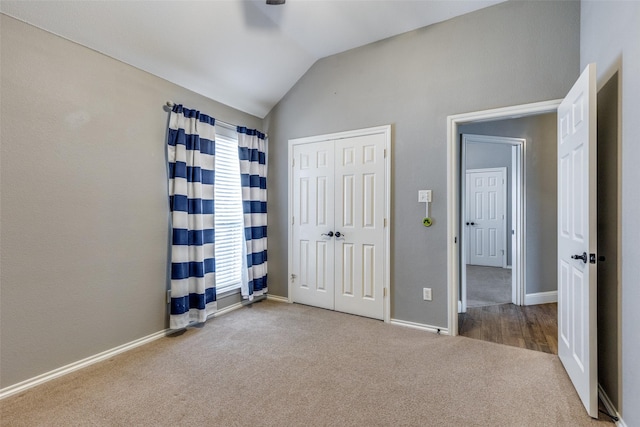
[237,127,268,300]
[167,105,217,329]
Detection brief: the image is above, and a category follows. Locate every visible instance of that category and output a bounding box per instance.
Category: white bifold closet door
[291,133,385,320]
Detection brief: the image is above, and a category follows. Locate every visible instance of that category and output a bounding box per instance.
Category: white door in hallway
[290,128,388,320]
[557,63,598,418]
[466,168,506,268]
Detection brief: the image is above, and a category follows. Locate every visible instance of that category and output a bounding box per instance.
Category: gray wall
[464,141,514,266]
[581,1,640,423]
[265,0,579,326]
[0,15,261,388]
[460,113,558,295]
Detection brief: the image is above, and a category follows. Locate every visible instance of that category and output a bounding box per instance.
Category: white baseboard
[598,384,625,426]
[266,294,290,303]
[0,329,169,400]
[390,318,449,335]
[212,301,244,317]
[524,290,557,306]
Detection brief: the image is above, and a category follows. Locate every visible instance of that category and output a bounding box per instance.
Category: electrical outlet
[423,287,432,301]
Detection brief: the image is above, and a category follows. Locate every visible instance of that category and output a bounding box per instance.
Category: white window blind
[214,131,244,295]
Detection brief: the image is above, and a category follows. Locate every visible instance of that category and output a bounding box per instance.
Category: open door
[557,63,598,418]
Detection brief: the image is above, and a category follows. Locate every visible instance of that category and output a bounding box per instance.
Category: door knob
[571,252,588,263]
[470,222,476,226]
[321,231,334,237]
[335,231,342,238]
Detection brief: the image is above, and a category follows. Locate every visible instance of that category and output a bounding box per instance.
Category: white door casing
[557,63,598,418]
[289,126,391,322]
[466,168,506,268]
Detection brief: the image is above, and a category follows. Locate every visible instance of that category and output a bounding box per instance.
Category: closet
[288,126,390,320]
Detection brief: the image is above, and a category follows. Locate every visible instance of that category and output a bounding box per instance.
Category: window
[214,127,244,295]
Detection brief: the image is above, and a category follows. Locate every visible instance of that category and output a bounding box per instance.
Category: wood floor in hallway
[458,302,558,355]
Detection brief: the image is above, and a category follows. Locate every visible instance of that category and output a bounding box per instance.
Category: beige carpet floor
[1,300,611,426]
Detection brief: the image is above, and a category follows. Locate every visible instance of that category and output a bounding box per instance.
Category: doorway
[455,114,559,352]
[465,167,510,308]
[460,135,525,313]
[446,100,561,337]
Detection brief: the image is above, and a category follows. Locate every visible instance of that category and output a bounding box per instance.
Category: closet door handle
[335,231,343,238]
[321,231,334,237]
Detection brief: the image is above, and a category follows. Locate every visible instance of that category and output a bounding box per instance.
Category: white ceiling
[1,0,505,118]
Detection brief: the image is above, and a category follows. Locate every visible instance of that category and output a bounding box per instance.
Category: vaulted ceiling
[1,0,505,118]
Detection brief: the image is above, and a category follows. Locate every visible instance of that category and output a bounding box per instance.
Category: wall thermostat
[419,190,433,227]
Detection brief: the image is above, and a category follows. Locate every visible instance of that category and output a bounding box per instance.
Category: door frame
[447,100,561,335]
[461,135,525,312]
[287,125,392,323]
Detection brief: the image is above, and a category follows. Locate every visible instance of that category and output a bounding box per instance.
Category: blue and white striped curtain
[167,105,217,329]
[237,127,268,300]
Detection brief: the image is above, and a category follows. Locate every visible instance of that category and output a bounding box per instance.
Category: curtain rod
[166,101,237,130]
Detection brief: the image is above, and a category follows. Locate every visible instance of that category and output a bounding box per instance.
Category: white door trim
[447,100,562,336]
[288,125,392,323]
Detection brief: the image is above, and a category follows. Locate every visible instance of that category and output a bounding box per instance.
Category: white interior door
[334,134,386,319]
[466,168,506,267]
[557,63,598,418]
[291,141,335,310]
[290,130,387,320]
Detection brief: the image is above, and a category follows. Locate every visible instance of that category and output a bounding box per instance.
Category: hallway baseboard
[524,291,557,306]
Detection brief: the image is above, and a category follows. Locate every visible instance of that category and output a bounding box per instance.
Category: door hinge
[384,218,387,227]
[384,149,387,158]
[383,288,387,297]
[292,158,295,167]
[292,216,295,225]
[454,237,457,244]
[166,290,172,304]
